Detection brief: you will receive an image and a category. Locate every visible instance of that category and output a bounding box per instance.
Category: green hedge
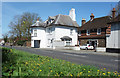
[16,40,26,46]
[2,48,18,64]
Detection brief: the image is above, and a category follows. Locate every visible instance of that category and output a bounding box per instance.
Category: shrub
[2,48,18,64]
[16,40,26,46]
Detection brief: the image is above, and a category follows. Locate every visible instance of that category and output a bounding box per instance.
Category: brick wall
[80,38,106,47]
[26,41,31,47]
[98,39,106,47]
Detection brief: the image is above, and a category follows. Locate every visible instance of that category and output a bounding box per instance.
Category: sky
[1,2,118,38]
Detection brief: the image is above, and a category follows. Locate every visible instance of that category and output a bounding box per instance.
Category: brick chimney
[81,18,86,25]
[37,18,39,21]
[112,8,116,19]
[90,13,94,21]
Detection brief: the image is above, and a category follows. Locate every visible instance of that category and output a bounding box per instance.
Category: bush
[2,48,18,64]
[16,40,26,46]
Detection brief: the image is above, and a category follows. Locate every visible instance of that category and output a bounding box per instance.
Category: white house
[106,14,120,52]
[31,8,79,48]
[0,39,5,45]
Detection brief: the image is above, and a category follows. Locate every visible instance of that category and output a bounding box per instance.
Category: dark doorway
[91,41,95,47]
[34,40,40,48]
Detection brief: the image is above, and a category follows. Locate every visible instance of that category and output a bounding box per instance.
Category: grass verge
[2,47,120,77]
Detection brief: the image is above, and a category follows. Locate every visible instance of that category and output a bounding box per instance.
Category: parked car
[80,44,94,50]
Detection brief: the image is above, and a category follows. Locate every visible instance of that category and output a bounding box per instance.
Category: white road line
[114,60,120,62]
[63,53,86,57]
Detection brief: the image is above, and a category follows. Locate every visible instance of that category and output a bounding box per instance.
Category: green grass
[2,47,120,77]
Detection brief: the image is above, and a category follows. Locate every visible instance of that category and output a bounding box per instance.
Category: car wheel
[85,47,88,50]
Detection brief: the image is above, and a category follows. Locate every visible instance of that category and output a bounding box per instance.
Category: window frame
[70,29,73,35]
[97,28,101,35]
[86,30,90,35]
[34,29,37,37]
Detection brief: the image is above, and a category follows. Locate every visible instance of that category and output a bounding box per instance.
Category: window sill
[86,34,90,36]
[97,33,101,35]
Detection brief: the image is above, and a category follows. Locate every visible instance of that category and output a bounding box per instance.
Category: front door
[34,40,40,48]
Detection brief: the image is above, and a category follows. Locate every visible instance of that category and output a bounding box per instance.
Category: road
[2,46,120,73]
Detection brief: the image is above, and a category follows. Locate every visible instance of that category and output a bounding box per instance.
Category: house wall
[31,27,46,48]
[31,26,78,48]
[106,22,120,48]
[55,26,78,46]
[98,39,106,47]
[78,28,107,47]
[80,39,105,47]
[46,26,55,47]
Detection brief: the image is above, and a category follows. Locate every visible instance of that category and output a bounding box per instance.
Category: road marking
[114,60,120,62]
[63,53,86,57]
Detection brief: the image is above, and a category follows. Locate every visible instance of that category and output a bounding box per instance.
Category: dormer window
[87,30,90,35]
[97,28,101,35]
[51,19,54,23]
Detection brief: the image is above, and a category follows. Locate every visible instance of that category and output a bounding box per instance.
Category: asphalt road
[2,46,120,73]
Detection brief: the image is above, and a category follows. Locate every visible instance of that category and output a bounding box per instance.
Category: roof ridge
[55,14,61,24]
[94,16,110,20]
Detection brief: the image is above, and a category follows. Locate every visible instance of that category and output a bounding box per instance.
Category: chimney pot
[37,18,39,21]
[81,18,86,25]
[112,8,116,18]
[90,13,94,21]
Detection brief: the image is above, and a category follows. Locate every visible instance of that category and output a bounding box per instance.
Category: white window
[87,30,90,35]
[97,28,101,35]
[66,40,71,46]
[48,27,52,34]
[70,29,73,35]
[34,29,37,37]
[66,42,71,46]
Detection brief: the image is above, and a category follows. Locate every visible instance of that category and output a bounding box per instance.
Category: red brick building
[78,8,116,48]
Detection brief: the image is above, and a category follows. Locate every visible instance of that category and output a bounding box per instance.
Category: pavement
[30,47,119,57]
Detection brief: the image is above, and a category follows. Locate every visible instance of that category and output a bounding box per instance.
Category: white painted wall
[0,40,4,45]
[31,27,46,48]
[106,23,120,48]
[46,26,55,48]
[31,26,78,48]
[55,26,78,46]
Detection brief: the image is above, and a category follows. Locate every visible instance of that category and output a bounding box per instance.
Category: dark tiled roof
[49,14,79,27]
[109,14,120,23]
[79,16,111,30]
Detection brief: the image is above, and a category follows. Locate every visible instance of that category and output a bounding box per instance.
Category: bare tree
[2,33,8,44]
[21,12,41,40]
[9,12,41,41]
[109,3,119,16]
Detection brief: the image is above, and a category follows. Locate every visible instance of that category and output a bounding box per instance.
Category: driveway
[2,46,120,73]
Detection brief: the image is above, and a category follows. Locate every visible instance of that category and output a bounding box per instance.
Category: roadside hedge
[16,40,26,46]
[2,48,18,64]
